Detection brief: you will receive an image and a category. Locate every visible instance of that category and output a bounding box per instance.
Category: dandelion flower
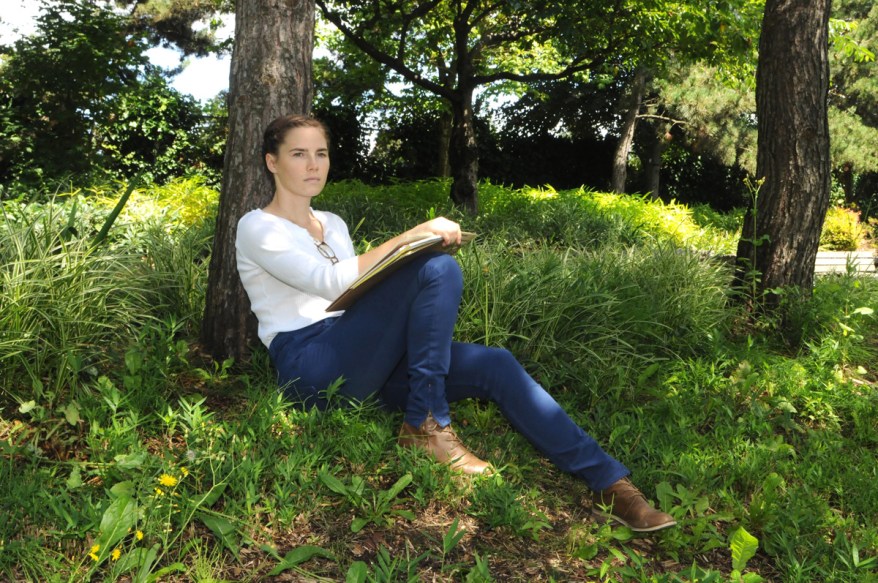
[154,487,164,496]
[88,544,100,561]
[111,548,121,561]
[180,467,189,477]
[158,474,178,487]
[135,530,144,541]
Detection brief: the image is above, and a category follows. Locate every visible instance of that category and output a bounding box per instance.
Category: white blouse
[235,208,360,347]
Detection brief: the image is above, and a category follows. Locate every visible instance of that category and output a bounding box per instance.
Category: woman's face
[265,126,330,201]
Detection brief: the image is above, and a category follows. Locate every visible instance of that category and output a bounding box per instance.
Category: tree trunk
[200,0,315,362]
[437,108,452,177]
[611,68,648,194]
[734,0,831,306]
[838,163,854,205]
[448,89,479,214]
[645,123,672,199]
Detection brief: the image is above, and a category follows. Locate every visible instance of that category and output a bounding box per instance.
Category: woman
[235,114,676,533]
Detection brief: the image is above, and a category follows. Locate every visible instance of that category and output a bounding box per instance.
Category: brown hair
[261,114,331,187]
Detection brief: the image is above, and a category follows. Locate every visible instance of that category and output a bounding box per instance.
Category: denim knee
[419,253,463,297]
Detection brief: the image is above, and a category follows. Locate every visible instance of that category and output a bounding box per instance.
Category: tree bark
[437,108,452,178]
[645,123,672,200]
[734,0,832,307]
[611,68,648,194]
[448,89,479,214]
[200,0,315,361]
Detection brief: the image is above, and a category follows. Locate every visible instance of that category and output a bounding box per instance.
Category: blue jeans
[269,252,629,490]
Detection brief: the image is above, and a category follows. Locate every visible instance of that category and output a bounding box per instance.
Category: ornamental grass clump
[0,199,161,406]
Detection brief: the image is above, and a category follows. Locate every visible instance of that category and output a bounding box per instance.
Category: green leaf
[346,561,368,583]
[637,362,662,385]
[656,481,675,510]
[110,481,135,497]
[93,175,141,247]
[730,526,759,572]
[66,466,83,490]
[149,563,186,580]
[62,402,80,425]
[574,542,598,560]
[199,513,240,558]
[351,517,370,533]
[132,544,160,583]
[395,509,416,521]
[384,472,412,500]
[97,495,138,552]
[124,348,144,374]
[443,517,466,554]
[114,452,147,469]
[319,470,352,497]
[199,481,228,507]
[19,400,36,414]
[268,545,336,576]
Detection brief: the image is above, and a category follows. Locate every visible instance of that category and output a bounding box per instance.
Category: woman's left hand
[409,217,462,246]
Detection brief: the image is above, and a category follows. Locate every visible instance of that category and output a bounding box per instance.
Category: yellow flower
[154,487,164,496]
[158,473,179,487]
[180,467,189,477]
[135,530,144,541]
[111,548,121,561]
[88,544,100,561]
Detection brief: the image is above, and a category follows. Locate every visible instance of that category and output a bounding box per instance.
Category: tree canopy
[4,0,877,216]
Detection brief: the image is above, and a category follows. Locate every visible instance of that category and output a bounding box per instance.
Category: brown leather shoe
[592,477,677,533]
[398,414,492,475]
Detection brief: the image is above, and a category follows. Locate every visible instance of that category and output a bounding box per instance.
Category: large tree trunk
[611,68,648,194]
[200,0,315,361]
[448,89,479,214]
[734,0,831,307]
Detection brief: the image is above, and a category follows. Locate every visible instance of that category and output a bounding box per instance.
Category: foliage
[0,179,214,409]
[820,205,871,250]
[0,0,150,185]
[314,0,766,209]
[2,179,878,582]
[653,62,758,175]
[0,0,223,192]
[125,0,235,57]
[97,73,220,185]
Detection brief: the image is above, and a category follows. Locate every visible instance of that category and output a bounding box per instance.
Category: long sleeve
[235,209,360,347]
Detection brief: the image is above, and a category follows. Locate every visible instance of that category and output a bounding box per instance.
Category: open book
[326,231,476,312]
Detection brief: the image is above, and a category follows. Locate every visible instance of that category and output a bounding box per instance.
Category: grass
[1,178,876,581]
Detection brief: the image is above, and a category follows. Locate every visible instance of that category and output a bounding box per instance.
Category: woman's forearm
[356,217,462,275]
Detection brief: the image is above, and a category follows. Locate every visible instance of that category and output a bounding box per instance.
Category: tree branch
[316,0,455,100]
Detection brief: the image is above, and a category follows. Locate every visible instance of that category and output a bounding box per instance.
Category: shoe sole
[592,509,677,533]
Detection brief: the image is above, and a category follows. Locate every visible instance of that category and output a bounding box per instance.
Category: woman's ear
[265,153,277,174]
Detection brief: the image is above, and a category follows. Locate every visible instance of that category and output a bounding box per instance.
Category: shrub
[820,206,869,251]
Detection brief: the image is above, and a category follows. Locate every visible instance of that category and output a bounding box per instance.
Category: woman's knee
[420,253,463,294]
[478,346,526,389]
